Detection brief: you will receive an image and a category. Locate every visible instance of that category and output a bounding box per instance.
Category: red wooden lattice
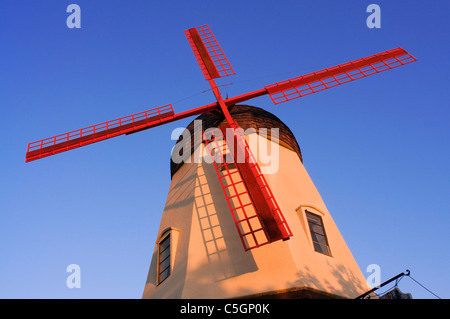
[265,47,416,104]
[185,25,235,80]
[203,123,292,250]
[26,104,174,162]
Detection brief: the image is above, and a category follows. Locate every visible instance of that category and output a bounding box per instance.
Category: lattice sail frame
[203,123,292,251]
[26,105,174,162]
[266,47,416,104]
[185,25,235,80]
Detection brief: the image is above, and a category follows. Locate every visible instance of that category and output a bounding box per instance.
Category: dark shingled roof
[170,105,302,178]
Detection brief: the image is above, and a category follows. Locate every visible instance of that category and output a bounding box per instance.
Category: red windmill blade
[185,25,292,248]
[264,47,416,104]
[25,24,416,251]
[203,123,292,250]
[185,25,235,80]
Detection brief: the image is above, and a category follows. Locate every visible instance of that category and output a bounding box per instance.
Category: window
[306,211,331,256]
[158,234,171,284]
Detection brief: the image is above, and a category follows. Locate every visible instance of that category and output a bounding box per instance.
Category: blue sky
[1,0,448,299]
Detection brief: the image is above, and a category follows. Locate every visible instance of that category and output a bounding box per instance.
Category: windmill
[26,25,416,298]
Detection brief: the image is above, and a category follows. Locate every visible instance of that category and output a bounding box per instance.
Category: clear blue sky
[1,0,448,299]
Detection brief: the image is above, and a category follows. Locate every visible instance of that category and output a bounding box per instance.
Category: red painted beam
[25,102,219,162]
[228,131,285,242]
[224,88,268,106]
[222,124,292,243]
[185,25,235,80]
[187,28,221,79]
[265,47,417,104]
[222,48,416,107]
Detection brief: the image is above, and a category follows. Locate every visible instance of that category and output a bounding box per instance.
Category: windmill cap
[170,104,302,178]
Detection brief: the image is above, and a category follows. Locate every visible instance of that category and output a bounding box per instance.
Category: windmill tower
[143,104,369,299]
[25,25,416,299]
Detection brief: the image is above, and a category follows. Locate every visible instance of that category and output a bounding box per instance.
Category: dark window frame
[305,210,331,256]
[158,234,171,284]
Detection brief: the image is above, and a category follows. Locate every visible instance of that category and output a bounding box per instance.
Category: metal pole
[356,269,410,299]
